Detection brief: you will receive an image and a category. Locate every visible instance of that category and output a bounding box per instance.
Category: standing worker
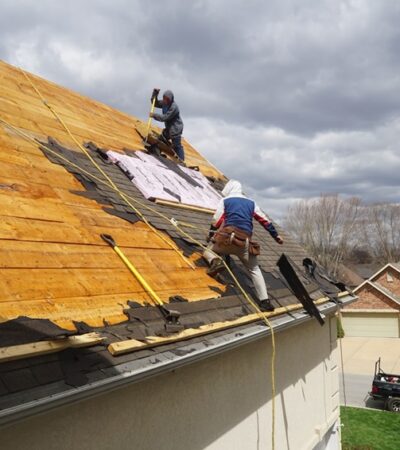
[150,89,185,161]
[203,180,283,311]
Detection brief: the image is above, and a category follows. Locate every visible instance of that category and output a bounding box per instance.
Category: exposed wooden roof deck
[0,60,225,330]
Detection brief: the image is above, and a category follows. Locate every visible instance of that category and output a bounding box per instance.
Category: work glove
[275,235,284,245]
[151,88,160,101]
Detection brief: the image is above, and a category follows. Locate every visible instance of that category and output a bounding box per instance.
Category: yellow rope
[4,70,278,448]
[338,309,347,407]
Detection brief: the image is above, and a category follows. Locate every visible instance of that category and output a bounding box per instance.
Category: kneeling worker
[150,89,185,161]
[203,180,283,311]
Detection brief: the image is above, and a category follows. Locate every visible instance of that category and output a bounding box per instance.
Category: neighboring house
[336,264,364,289]
[342,263,400,338]
[0,60,356,450]
[350,263,381,281]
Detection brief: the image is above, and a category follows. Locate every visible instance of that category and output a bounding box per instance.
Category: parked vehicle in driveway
[369,358,400,412]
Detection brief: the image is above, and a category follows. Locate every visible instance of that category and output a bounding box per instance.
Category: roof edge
[0,297,355,428]
[342,308,399,313]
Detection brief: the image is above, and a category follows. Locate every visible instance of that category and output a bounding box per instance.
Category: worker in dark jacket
[203,180,283,311]
[150,89,185,161]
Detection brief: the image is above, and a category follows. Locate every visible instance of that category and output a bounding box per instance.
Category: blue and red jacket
[212,196,279,239]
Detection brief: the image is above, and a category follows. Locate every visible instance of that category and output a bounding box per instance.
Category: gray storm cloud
[1,0,400,218]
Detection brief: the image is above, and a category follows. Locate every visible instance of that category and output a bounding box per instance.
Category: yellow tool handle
[101,234,163,307]
[145,96,157,143]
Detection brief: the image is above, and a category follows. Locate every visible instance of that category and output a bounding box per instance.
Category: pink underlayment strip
[107,151,221,209]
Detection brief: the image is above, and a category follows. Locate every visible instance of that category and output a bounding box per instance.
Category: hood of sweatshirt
[163,90,174,102]
[221,180,244,198]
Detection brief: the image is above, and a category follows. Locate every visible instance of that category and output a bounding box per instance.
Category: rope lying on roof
[7,68,279,449]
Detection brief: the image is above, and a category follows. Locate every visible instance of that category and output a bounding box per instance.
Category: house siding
[1,317,340,450]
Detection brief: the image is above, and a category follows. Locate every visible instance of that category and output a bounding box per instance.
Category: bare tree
[284,194,361,276]
[360,203,400,263]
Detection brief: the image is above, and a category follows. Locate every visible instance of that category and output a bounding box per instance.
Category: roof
[354,262,400,293]
[357,280,400,307]
[0,60,356,425]
[351,262,400,310]
[336,263,364,288]
[351,263,382,280]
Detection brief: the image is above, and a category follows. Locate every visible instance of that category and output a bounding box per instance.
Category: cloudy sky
[1,0,400,219]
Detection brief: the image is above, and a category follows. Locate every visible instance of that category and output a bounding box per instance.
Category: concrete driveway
[338,337,400,409]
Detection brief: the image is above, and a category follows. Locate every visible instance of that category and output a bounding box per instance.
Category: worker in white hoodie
[203,180,283,311]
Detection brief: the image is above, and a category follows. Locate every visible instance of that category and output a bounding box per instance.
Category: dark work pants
[203,242,269,301]
[162,129,185,161]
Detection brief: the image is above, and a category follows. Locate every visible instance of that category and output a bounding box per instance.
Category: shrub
[337,315,345,338]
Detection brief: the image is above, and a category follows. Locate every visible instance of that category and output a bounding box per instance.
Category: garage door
[341,312,399,338]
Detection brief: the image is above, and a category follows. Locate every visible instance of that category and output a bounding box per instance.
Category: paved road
[338,337,400,410]
[339,372,385,409]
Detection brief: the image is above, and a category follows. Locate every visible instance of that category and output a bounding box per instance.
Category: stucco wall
[313,422,340,450]
[1,317,340,450]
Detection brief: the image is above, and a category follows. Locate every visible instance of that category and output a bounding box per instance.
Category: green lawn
[341,406,400,450]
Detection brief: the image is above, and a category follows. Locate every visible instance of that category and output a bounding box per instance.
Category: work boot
[259,299,275,312]
[207,258,225,277]
[147,145,161,157]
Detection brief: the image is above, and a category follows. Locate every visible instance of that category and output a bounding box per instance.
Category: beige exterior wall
[1,317,340,450]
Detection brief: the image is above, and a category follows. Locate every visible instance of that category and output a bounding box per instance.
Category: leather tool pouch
[214,226,260,256]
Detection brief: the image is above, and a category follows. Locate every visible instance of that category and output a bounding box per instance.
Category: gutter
[0,295,356,428]
[343,308,399,313]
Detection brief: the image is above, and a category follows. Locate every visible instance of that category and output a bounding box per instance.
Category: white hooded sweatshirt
[212,180,278,238]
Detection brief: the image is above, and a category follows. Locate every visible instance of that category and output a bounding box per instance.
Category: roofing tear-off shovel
[277,253,325,326]
[144,90,158,145]
[100,234,183,333]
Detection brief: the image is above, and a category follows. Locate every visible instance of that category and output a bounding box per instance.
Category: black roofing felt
[0,138,350,417]
[0,317,73,348]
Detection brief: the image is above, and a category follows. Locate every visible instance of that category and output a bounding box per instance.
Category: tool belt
[214,226,260,256]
